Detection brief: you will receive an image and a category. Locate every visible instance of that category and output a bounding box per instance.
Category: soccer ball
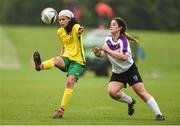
[41,7,57,24]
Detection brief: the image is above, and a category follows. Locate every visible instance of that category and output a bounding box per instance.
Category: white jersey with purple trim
[104,34,134,74]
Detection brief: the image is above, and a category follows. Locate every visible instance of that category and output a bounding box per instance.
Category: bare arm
[102,44,128,61]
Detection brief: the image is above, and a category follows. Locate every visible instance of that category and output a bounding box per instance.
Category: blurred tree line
[0,0,180,31]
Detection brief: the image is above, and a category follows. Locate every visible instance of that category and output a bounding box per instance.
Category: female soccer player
[92,17,165,121]
[33,9,85,119]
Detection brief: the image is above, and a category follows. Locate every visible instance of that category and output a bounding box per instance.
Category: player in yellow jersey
[33,10,85,119]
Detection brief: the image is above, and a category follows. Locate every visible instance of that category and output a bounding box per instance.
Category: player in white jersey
[92,17,165,121]
[103,35,134,74]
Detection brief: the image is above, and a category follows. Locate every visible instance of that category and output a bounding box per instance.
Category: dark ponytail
[65,18,78,34]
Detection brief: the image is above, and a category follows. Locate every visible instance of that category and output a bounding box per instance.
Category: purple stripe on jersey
[106,39,120,50]
[120,34,128,53]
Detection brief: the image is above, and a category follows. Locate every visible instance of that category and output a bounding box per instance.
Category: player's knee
[108,89,118,99]
[52,57,58,64]
[52,57,63,66]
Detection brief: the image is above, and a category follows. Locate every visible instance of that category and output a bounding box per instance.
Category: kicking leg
[33,51,65,71]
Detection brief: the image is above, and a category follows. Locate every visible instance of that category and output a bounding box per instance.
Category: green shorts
[61,57,85,79]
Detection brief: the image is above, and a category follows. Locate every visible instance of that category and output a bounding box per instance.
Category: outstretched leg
[33,51,65,71]
[132,82,165,120]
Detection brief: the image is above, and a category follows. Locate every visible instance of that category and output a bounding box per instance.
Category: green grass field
[0,25,180,125]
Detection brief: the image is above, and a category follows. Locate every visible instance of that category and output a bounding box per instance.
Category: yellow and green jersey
[57,24,86,65]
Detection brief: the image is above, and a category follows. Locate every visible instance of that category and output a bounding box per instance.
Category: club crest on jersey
[106,40,120,50]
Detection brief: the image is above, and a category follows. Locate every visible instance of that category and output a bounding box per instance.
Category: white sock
[146,97,162,115]
[118,92,133,104]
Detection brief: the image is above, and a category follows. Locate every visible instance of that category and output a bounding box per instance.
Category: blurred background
[1,0,180,125]
[0,0,180,31]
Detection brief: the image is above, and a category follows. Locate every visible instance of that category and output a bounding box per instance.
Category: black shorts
[109,63,143,87]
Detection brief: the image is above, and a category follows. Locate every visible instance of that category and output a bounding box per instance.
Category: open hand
[92,47,102,57]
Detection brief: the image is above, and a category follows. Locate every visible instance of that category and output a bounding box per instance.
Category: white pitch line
[0,26,21,69]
